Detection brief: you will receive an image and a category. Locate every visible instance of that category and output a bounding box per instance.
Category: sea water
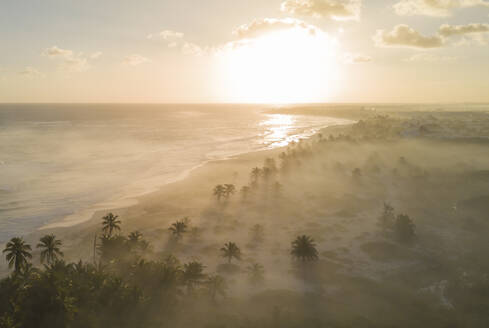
[0,104,352,242]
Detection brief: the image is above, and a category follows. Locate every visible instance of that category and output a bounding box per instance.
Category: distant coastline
[39,115,355,231]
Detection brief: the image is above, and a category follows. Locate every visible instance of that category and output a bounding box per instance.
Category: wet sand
[20,122,354,266]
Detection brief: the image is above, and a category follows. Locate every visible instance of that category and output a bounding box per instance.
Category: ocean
[0,104,352,242]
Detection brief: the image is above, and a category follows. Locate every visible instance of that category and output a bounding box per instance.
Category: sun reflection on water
[260,114,302,148]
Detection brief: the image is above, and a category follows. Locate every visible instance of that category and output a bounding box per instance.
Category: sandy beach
[4,2,489,325]
[18,119,354,268]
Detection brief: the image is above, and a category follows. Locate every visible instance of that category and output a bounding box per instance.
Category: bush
[394,214,416,244]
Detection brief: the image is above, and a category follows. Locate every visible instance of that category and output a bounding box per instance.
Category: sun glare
[218,28,339,104]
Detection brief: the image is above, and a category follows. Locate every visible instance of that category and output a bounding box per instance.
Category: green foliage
[3,237,32,274]
[220,242,241,263]
[0,259,143,328]
[127,231,151,256]
[213,184,226,201]
[394,214,416,244]
[378,202,395,232]
[291,235,318,262]
[246,263,265,285]
[169,220,188,240]
[97,235,130,263]
[205,275,227,303]
[250,167,262,184]
[223,184,236,199]
[101,213,121,237]
[37,234,63,265]
[183,261,206,291]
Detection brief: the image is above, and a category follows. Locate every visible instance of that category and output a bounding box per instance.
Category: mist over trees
[2,110,489,327]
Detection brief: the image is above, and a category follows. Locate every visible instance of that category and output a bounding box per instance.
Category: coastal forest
[1,108,489,328]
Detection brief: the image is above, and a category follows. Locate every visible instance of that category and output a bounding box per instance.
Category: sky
[0,0,488,103]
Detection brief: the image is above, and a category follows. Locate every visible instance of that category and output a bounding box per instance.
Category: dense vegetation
[1,213,321,328]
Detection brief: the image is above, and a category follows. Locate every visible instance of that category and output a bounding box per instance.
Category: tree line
[1,213,320,328]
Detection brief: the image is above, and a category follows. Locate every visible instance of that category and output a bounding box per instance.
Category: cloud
[233,18,321,39]
[42,46,98,72]
[147,29,203,54]
[181,43,205,56]
[90,51,103,59]
[280,0,361,20]
[373,24,444,48]
[151,19,330,58]
[405,53,456,61]
[438,23,489,36]
[452,33,489,45]
[343,52,372,63]
[43,46,73,57]
[393,0,489,17]
[123,54,150,66]
[147,30,184,46]
[18,66,43,78]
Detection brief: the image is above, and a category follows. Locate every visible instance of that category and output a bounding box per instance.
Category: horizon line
[0,102,488,106]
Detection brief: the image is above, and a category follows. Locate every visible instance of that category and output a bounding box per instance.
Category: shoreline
[38,116,355,231]
[22,120,355,264]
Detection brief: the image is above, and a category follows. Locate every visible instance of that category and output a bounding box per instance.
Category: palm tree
[169,220,188,240]
[206,275,227,302]
[213,184,226,201]
[220,242,241,263]
[394,214,416,244]
[128,231,151,253]
[378,202,395,232]
[3,237,32,273]
[291,235,318,262]
[250,167,262,183]
[17,262,40,280]
[37,234,63,265]
[128,231,143,242]
[101,213,121,237]
[223,184,236,199]
[182,261,206,291]
[246,262,265,284]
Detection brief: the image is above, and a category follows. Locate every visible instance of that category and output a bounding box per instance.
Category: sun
[217,27,339,104]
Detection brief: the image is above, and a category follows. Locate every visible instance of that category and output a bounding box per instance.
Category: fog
[2,108,489,327]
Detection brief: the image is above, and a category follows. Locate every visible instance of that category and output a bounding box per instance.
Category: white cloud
[438,23,489,36]
[147,29,204,55]
[43,46,73,57]
[18,66,43,78]
[233,18,321,39]
[393,0,489,17]
[181,42,205,56]
[452,33,489,45]
[343,52,372,63]
[42,46,98,72]
[62,57,89,72]
[373,24,444,48]
[90,51,103,59]
[281,0,361,20]
[147,30,184,42]
[123,54,150,66]
[405,53,456,61]
[150,19,330,58]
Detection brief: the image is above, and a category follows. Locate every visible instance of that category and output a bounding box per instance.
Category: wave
[0,104,353,241]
